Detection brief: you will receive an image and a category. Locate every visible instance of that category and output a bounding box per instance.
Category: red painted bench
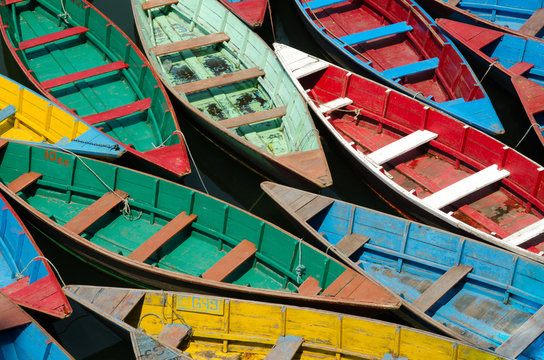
[509,62,534,76]
[83,98,151,125]
[297,276,322,296]
[201,240,257,281]
[19,26,88,51]
[127,211,197,262]
[7,172,42,194]
[41,61,129,89]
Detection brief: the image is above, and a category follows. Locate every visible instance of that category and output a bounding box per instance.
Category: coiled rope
[295,238,306,284]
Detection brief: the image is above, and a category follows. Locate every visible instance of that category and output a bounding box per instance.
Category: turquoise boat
[262,181,544,360]
[0,140,400,313]
[0,0,191,178]
[131,0,331,189]
[0,73,123,159]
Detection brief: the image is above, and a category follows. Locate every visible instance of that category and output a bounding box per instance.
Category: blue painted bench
[302,0,349,10]
[458,2,534,15]
[0,105,16,122]
[339,22,413,46]
[381,58,439,79]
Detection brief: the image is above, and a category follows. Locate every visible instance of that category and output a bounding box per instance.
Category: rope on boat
[48,143,142,221]
[295,238,306,284]
[296,128,320,151]
[267,0,276,43]
[325,243,335,255]
[154,130,209,195]
[71,138,121,151]
[57,0,71,24]
[514,122,540,149]
[248,191,265,212]
[137,312,164,335]
[16,256,67,288]
[162,291,192,333]
[412,91,423,99]
[480,60,497,83]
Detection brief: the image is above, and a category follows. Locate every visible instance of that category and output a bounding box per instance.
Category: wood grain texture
[7,172,41,194]
[201,240,257,281]
[174,67,264,94]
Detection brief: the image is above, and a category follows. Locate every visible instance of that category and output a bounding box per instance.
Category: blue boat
[292,0,504,135]
[0,291,73,360]
[0,180,72,319]
[262,181,544,360]
[0,74,124,160]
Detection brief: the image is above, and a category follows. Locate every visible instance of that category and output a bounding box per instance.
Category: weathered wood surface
[174,67,264,94]
[41,61,129,89]
[297,276,322,296]
[7,172,42,194]
[495,305,544,358]
[519,8,544,36]
[201,240,257,281]
[151,33,230,56]
[336,233,370,258]
[412,264,473,313]
[219,106,286,129]
[0,292,31,331]
[158,323,191,348]
[264,336,304,360]
[141,0,178,11]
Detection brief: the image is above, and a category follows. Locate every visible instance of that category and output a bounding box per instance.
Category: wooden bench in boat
[422,164,510,210]
[201,239,257,281]
[339,22,413,46]
[382,58,439,80]
[151,33,230,56]
[508,61,535,76]
[141,0,178,11]
[264,336,304,360]
[41,61,129,90]
[504,218,544,246]
[157,324,192,348]
[64,189,129,235]
[293,60,328,79]
[367,130,437,166]
[218,106,286,129]
[174,67,264,94]
[336,233,370,258]
[321,268,367,298]
[5,0,28,4]
[18,26,89,51]
[411,264,472,313]
[297,276,322,296]
[83,98,152,125]
[302,0,348,10]
[519,8,544,37]
[317,97,353,113]
[495,305,544,358]
[7,172,41,194]
[127,211,197,262]
[0,105,16,122]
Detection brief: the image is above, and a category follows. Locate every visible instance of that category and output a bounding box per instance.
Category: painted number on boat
[45,151,70,166]
[176,296,224,315]
[69,0,86,8]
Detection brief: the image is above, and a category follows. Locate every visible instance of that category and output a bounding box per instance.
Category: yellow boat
[0,74,123,158]
[64,285,506,360]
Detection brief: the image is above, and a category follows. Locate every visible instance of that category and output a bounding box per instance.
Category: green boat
[131,0,332,189]
[0,140,400,312]
[0,0,191,178]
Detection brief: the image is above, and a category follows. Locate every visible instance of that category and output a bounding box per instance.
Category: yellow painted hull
[66,286,505,360]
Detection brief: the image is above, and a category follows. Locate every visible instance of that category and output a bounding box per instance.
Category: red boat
[220,0,268,28]
[274,42,544,264]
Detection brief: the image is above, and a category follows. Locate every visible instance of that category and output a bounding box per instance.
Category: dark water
[1,0,543,358]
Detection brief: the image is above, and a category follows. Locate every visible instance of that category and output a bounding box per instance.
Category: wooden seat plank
[321,268,359,297]
[336,233,370,258]
[422,164,510,209]
[174,67,264,94]
[293,60,329,79]
[41,61,129,89]
[83,98,151,125]
[7,172,41,194]
[368,130,438,166]
[19,26,88,51]
[142,0,178,11]
[297,276,322,296]
[495,305,544,358]
[508,61,534,76]
[0,293,31,331]
[504,218,544,246]
[446,0,461,5]
[201,240,257,282]
[412,264,472,313]
[0,139,9,149]
[317,97,353,113]
[519,8,544,37]
[64,189,129,235]
[157,324,191,348]
[264,336,304,360]
[151,33,230,56]
[219,106,286,129]
[127,212,197,262]
[0,105,16,122]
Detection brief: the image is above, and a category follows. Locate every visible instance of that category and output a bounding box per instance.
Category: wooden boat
[0,0,191,178]
[65,285,508,360]
[436,18,544,149]
[274,42,544,265]
[417,0,544,42]
[0,190,71,319]
[0,140,400,312]
[219,0,269,28]
[0,291,74,360]
[292,0,504,136]
[130,0,332,190]
[262,181,544,359]
[0,74,124,159]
